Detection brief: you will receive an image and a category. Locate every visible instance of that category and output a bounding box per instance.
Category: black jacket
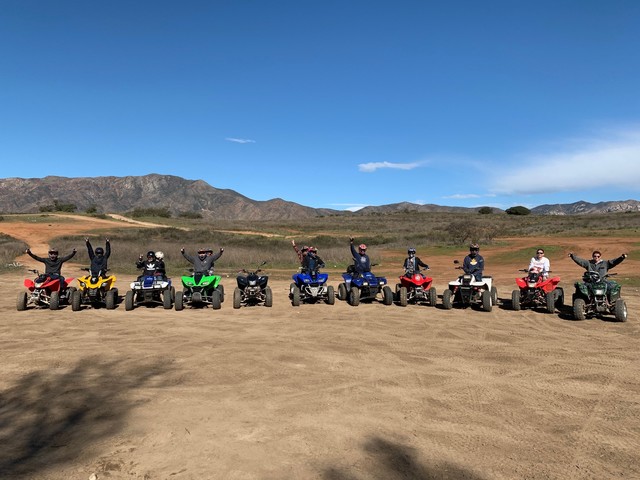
[87,240,111,276]
[27,250,76,275]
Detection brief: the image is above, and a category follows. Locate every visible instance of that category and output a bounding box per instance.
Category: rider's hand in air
[25,248,30,254]
[349,237,354,243]
[180,248,185,253]
[291,240,295,246]
[568,252,574,258]
[84,237,89,243]
[622,253,628,259]
[220,248,224,253]
[72,248,77,253]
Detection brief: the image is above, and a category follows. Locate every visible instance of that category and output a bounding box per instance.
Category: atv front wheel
[511,290,521,311]
[291,286,300,306]
[326,285,335,305]
[428,287,437,306]
[573,298,586,320]
[337,283,347,301]
[491,286,498,306]
[50,291,60,311]
[124,290,135,311]
[481,290,492,312]
[398,287,408,307]
[174,291,184,311]
[71,290,82,311]
[545,291,555,314]
[348,287,360,307]
[442,289,453,310]
[16,291,27,311]
[382,286,393,305]
[163,290,173,309]
[105,290,117,310]
[211,290,222,310]
[614,298,627,322]
[264,287,273,307]
[233,288,242,309]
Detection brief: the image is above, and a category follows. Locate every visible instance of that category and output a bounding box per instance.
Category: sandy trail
[0,215,638,479]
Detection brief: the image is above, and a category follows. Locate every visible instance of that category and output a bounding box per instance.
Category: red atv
[395,270,437,307]
[511,268,563,313]
[17,269,75,311]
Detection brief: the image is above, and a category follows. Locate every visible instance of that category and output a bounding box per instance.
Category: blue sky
[2,1,639,211]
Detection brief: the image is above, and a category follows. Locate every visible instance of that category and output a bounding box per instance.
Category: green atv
[175,269,224,310]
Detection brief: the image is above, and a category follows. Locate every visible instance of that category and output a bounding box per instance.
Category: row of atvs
[16,262,628,322]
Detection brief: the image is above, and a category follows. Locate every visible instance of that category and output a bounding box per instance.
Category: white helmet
[155,251,164,260]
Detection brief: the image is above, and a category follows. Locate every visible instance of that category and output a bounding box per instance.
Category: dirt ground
[1,216,639,480]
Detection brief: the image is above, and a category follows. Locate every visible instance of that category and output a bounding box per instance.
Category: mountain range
[0,175,637,219]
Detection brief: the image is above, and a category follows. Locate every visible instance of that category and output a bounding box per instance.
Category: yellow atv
[71,268,118,311]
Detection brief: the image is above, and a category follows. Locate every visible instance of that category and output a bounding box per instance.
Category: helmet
[95,247,104,255]
[147,250,156,258]
[408,247,416,255]
[470,243,480,251]
[358,244,367,251]
[155,251,164,260]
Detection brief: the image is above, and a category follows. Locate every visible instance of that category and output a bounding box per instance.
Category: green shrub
[478,207,493,214]
[506,206,531,216]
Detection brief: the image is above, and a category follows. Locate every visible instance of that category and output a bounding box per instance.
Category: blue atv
[289,270,335,306]
[337,266,393,306]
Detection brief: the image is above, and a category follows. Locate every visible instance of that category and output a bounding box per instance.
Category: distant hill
[353,202,494,214]
[0,175,637,219]
[531,200,640,215]
[0,174,340,221]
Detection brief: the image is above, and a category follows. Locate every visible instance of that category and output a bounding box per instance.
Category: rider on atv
[302,246,325,274]
[569,250,628,298]
[349,237,371,275]
[136,251,166,280]
[85,237,111,276]
[291,240,309,265]
[528,248,550,279]
[26,247,77,290]
[463,244,484,281]
[181,247,224,274]
[403,247,429,276]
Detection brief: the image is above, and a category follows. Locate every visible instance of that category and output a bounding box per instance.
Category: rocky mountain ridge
[0,175,637,218]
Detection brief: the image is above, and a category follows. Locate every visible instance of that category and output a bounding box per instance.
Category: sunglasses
[593,254,601,258]
[537,251,544,255]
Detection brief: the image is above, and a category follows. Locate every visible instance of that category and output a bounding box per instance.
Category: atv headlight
[594,289,605,295]
[80,282,86,288]
[362,281,368,286]
[379,280,386,285]
[249,280,257,286]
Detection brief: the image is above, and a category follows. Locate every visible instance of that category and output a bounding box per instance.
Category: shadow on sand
[324,436,486,480]
[0,356,174,477]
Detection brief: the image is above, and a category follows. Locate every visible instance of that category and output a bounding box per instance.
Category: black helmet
[95,247,104,255]
[470,243,480,252]
[146,250,155,258]
[408,247,416,255]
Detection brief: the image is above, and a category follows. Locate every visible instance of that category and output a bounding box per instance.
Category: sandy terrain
[1,215,639,480]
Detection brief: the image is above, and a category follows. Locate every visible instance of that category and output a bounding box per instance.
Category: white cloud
[225,137,256,144]
[358,161,422,173]
[491,127,640,195]
[442,193,497,199]
[330,203,368,211]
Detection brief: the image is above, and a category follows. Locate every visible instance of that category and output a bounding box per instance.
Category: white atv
[442,261,498,312]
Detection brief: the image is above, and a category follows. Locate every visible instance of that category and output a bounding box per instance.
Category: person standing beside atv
[26,247,77,290]
[528,248,550,279]
[569,250,627,297]
[463,244,484,281]
[403,247,429,276]
[349,237,371,275]
[181,247,224,274]
[302,246,325,274]
[85,237,110,276]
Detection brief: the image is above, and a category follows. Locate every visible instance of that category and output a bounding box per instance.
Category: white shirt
[528,256,550,276]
